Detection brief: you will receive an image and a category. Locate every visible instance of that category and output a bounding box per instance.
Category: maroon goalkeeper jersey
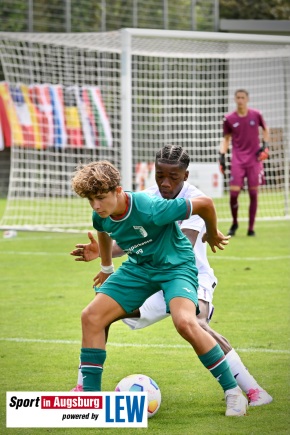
[223,108,267,166]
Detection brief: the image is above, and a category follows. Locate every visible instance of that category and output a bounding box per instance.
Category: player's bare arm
[262,126,270,143]
[97,231,113,263]
[190,196,230,253]
[220,134,231,155]
[93,231,114,287]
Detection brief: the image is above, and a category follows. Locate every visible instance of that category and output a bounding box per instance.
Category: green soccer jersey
[92,191,195,268]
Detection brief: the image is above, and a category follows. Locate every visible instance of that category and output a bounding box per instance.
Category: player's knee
[174,316,198,339]
[81,306,100,331]
[249,188,258,199]
[81,307,90,328]
[230,190,240,199]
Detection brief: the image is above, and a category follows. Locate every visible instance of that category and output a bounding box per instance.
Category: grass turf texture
[0,200,289,434]
[0,190,288,232]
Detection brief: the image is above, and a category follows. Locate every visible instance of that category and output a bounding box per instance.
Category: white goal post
[0,29,289,232]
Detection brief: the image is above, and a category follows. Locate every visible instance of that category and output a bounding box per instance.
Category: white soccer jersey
[145,181,217,290]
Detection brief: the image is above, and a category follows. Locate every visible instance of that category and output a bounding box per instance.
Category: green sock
[80,348,106,391]
[198,344,237,392]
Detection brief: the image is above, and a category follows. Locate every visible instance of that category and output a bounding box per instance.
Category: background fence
[0,0,219,33]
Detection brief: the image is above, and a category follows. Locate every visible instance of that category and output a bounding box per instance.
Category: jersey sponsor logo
[133,226,148,237]
[233,122,239,128]
[124,238,153,254]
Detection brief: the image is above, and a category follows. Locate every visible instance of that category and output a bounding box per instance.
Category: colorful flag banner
[29,84,54,148]
[84,86,113,148]
[20,84,43,149]
[81,87,99,148]
[0,82,22,147]
[0,91,9,150]
[9,83,38,148]
[72,86,95,149]
[64,87,83,147]
[49,85,67,148]
[0,82,113,150]
[0,107,4,151]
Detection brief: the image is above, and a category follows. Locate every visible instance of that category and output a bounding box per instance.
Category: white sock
[77,362,83,386]
[226,349,261,394]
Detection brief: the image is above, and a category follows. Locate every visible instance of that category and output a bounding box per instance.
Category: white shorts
[122,277,217,330]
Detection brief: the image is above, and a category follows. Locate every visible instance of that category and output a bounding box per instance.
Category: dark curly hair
[155,145,190,169]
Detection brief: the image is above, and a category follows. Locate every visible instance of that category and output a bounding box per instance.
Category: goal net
[0,29,289,232]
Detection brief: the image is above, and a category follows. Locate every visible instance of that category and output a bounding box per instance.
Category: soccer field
[0,199,289,434]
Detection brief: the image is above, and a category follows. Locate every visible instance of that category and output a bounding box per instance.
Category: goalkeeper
[219,89,270,236]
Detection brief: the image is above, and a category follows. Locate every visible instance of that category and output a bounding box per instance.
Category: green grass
[0,189,288,233]
[0,202,289,434]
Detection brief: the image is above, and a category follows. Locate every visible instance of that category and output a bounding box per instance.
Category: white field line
[2,251,68,256]
[0,337,289,354]
[208,255,290,261]
[1,250,290,261]
[0,235,77,242]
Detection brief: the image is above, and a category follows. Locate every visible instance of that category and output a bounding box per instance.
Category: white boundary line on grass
[208,255,290,261]
[2,251,68,256]
[2,250,290,261]
[1,337,289,354]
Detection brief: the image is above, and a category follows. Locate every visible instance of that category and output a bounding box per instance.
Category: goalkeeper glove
[219,153,226,175]
[257,141,269,161]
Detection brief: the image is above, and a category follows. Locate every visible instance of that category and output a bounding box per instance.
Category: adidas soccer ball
[115,374,161,418]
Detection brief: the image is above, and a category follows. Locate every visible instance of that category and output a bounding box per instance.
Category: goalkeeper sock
[80,348,106,391]
[199,344,237,392]
[230,190,239,225]
[248,189,258,232]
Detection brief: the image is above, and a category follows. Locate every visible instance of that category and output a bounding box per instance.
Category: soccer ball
[115,374,161,418]
[3,230,17,239]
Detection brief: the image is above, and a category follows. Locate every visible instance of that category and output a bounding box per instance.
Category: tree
[219,0,290,20]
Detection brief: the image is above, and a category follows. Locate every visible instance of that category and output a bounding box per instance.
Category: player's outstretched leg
[170,298,248,416]
[225,349,273,406]
[197,303,273,407]
[198,344,248,417]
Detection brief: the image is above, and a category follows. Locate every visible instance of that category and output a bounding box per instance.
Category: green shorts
[96,259,199,314]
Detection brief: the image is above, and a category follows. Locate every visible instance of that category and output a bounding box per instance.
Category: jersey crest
[133,226,148,237]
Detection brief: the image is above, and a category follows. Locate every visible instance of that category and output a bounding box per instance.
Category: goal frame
[121,28,290,210]
[0,28,289,232]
